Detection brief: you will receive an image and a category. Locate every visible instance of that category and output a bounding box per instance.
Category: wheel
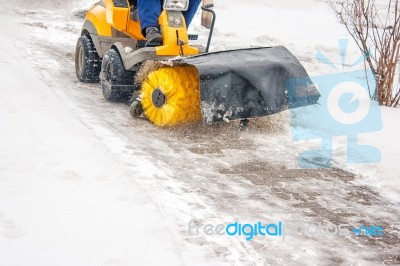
[140,65,202,127]
[75,35,101,83]
[129,100,144,117]
[100,49,135,102]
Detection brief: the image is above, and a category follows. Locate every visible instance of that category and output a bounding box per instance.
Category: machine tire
[100,49,135,102]
[129,100,144,117]
[75,35,101,83]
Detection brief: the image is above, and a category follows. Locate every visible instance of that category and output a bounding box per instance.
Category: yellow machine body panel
[85,4,112,37]
[104,0,129,32]
[156,11,199,56]
[126,18,146,41]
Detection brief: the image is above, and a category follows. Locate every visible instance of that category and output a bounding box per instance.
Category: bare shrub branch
[327,0,400,107]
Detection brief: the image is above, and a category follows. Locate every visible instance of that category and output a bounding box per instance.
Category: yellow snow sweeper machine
[75,0,320,127]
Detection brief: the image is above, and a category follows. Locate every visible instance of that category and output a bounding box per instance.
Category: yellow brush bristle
[140,65,202,127]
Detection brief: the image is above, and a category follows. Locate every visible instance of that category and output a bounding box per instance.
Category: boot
[145,27,162,47]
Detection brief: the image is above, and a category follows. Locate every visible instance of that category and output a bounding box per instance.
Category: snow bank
[0,0,94,10]
[348,107,400,201]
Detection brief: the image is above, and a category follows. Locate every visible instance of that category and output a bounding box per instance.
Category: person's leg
[183,0,202,27]
[137,0,162,46]
[137,0,162,34]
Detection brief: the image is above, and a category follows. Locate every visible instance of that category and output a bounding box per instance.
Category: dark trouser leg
[137,0,162,35]
[183,0,202,27]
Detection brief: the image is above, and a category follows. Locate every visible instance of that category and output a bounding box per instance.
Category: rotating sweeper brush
[75,0,320,127]
[139,65,202,127]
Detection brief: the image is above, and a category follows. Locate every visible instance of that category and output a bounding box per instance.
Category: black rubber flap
[182,46,320,125]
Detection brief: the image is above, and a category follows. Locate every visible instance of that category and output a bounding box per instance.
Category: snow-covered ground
[0,0,399,265]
